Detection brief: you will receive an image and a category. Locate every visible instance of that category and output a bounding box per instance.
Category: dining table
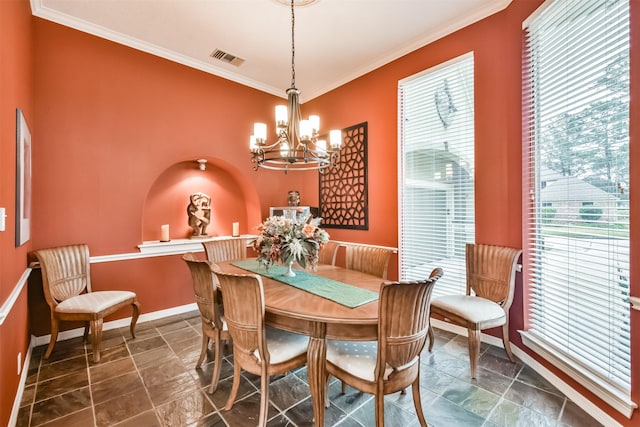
[216,259,384,427]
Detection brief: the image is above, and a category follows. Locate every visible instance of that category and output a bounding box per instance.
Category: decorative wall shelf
[137,235,256,257]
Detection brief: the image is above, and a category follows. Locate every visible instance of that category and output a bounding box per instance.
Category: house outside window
[398,53,475,296]
[521,0,631,415]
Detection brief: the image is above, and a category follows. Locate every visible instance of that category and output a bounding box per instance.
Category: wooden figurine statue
[187,192,211,238]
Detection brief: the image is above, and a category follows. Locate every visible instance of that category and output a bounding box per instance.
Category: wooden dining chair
[213,270,309,427]
[182,253,231,393]
[318,240,339,265]
[325,268,443,427]
[31,244,140,363]
[345,244,394,279]
[427,243,522,378]
[202,238,247,263]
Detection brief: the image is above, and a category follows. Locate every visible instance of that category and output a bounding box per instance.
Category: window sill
[519,330,637,418]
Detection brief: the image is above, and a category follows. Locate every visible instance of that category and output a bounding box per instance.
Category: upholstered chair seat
[55,290,137,314]
[326,341,394,382]
[429,295,506,328]
[257,327,309,364]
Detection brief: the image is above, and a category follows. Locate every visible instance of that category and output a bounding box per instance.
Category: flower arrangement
[252,214,329,270]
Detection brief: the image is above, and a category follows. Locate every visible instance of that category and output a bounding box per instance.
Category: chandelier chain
[290,0,296,88]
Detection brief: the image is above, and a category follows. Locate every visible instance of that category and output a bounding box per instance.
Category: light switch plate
[0,207,5,231]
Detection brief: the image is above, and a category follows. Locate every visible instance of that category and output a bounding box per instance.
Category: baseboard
[9,340,34,427]
[32,302,198,347]
[430,319,622,427]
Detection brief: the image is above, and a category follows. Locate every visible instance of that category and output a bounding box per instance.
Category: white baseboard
[430,319,623,427]
[9,342,34,427]
[32,303,198,347]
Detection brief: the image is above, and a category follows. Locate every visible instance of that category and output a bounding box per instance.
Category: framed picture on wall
[16,108,31,247]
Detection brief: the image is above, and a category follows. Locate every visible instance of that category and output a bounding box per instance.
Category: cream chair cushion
[431,294,505,325]
[326,340,393,381]
[253,327,309,364]
[55,290,137,314]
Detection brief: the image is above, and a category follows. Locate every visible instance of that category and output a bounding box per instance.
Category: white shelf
[137,235,256,257]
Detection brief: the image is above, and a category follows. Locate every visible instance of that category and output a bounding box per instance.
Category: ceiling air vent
[210,49,245,66]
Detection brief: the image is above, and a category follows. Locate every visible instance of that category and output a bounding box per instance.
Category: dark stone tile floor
[16,312,603,426]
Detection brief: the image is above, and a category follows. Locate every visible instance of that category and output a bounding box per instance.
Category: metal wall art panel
[319,122,368,229]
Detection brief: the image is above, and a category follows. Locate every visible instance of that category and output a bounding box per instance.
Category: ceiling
[32,0,511,102]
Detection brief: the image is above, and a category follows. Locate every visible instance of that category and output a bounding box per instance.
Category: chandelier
[250,0,342,173]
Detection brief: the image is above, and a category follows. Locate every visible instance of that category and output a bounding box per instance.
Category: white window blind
[398,54,475,297]
[522,0,631,414]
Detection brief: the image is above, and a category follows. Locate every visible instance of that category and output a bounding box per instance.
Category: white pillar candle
[160,224,170,242]
[232,222,240,237]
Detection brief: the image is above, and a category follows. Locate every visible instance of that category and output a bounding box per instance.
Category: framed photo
[16,108,31,247]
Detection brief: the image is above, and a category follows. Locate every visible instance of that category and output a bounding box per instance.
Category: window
[522,0,631,415]
[398,54,475,296]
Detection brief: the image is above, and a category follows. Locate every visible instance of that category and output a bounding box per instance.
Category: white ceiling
[32,0,510,102]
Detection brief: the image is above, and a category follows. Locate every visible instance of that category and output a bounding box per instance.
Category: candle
[232,222,240,237]
[160,224,170,242]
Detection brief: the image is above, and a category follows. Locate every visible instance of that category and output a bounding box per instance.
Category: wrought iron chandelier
[250,0,342,173]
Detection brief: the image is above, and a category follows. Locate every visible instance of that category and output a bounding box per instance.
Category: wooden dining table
[216,260,383,427]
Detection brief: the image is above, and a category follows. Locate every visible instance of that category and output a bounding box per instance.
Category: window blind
[398,54,475,297]
[523,0,631,412]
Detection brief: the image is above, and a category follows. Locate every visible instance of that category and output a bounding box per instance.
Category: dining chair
[345,244,394,279]
[213,270,309,427]
[325,268,443,427]
[31,244,140,363]
[202,237,247,263]
[427,243,522,378]
[318,240,339,265]
[182,253,231,393]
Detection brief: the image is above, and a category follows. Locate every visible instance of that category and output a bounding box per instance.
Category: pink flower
[302,224,315,238]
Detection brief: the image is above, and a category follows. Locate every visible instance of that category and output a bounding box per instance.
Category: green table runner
[232,260,378,308]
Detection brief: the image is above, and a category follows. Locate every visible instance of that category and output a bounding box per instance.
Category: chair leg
[45,316,59,359]
[258,369,269,427]
[374,384,385,427]
[129,300,140,339]
[224,359,242,411]
[324,372,331,408]
[83,322,90,342]
[427,324,435,352]
[411,374,427,427]
[197,333,208,368]
[341,380,346,394]
[502,322,515,363]
[90,318,104,363]
[209,330,222,394]
[468,328,480,379]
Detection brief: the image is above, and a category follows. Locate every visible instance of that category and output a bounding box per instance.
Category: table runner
[231,260,378,308]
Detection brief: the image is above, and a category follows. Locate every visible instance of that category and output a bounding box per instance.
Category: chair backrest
[318,241,339,265]
[202,238,247,264]
[345,244,393,279]
[214,271,268,365]
[33,244,91,306]
[182,253,223,330]
[465,243,522,308]
[376,268,442,379]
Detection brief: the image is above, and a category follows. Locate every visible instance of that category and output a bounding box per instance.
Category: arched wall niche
[142,157,262,242]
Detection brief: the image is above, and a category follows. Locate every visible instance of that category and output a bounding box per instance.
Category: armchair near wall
[30,244,140,363]
[428,243,522,378]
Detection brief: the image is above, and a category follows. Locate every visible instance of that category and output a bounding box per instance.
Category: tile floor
[16,311,604,426]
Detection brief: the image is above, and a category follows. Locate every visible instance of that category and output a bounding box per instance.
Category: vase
[283,260,296,277]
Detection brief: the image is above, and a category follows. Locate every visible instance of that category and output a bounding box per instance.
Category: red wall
[1,0,638,425]
[0,1,34,425]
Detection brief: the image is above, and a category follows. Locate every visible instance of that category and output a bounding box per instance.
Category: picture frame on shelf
[15,108,32,247]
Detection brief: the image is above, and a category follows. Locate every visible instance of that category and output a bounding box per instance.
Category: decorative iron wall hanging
[319,122,368,229]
